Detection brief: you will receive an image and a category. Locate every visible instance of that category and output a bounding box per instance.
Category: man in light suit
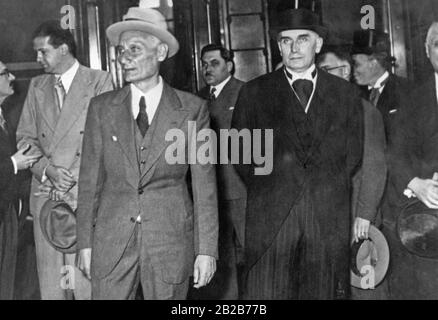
[190,44,245,299]
[16,21,113,300]
[76,6,218,300]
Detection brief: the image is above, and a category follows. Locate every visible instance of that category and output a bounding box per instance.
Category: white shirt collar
[57,60,79,93]
[130,76,163,123]
[285,64,317,83]
[368,71,389,92]
[210,76,231,98]
[284,64,318,114]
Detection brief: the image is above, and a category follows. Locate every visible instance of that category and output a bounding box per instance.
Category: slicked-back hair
[33,20,77,58]
[201,44,235,75]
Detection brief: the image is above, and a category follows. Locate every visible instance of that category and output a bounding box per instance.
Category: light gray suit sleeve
[16,78,49,182]
[190,100,219,259]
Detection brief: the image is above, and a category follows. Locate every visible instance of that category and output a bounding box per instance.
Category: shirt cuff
[403,188,416,199]
[10,156,18,175]
[41,164,50,183]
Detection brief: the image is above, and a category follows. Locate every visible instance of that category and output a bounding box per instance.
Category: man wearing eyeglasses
[317,48,387,299]
[16,21,113,300]
[0,61,41,299]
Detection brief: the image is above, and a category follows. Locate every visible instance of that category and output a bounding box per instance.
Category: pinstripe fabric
[244,186,340,300]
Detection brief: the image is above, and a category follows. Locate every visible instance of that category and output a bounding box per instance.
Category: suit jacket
[231,68,364,270]
[352,99,387,221]
[387,74,438,224]
[373,74,410,145]
[76,83,219,284]
[198,77,246,199]
[0,104,17,224]
[16,65,113,216]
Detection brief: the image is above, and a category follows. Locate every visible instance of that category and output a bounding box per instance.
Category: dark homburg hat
[351,29,391,55]
[40,199,77,254]
[270,8,328,39]
[397,200,438,259]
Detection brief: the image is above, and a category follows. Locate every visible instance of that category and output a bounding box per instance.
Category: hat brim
[397,201,438,259]
[40,200,77,254]
[270,25,328,40]
[106,20,179,58]
[350,225,390,289]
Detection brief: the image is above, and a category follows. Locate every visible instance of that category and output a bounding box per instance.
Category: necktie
[293,79,314,110]
[369,77,389,107]
[54,76,66,110]
[209,87,216,101]
[137,96,149,137]
[0,107,8,134]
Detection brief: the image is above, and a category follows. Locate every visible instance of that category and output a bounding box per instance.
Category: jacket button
[141,146,146,151]
[76,152,80,157]
[141,160,146,164]
[42,133,45,138]
[130,217,135,223]
[138,188,144,195]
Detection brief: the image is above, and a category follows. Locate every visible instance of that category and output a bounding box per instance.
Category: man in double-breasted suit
[192,44,246,299]
[231,8,363,299]
[16,21,113,299]
[76,6,218,300]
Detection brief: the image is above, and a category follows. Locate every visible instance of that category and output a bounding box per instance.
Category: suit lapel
[273,70,308,159]
[376,74,394,115]
[51,66,92,148]
[140,83,189,181]
[34,76,60,132]
[109,86,140,186]
[306,71,334,161]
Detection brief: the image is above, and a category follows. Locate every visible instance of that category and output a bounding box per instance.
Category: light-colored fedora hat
[106,5,179,58]
[350,225,390,289]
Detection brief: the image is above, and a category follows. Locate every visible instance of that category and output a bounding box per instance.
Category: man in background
[190,44,246,299]
[0,61,40,299]
[317,48,387,299]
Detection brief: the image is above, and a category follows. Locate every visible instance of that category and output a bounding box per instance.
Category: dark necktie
[137,96,149,137]
[369,88,380,107]
[209,87,216,101]
[293,79,314,110]
[369,77,389,107]
[0,107,8,135]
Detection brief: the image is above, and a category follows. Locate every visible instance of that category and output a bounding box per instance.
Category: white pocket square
[112,135,118,141]
[229,106,234,110]
[389,109,398,114]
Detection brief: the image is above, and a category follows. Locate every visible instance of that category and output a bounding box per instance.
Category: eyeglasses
[0,69,11,77]
[320,65,348,73]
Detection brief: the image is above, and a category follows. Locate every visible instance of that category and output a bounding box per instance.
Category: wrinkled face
[318,52,351,81]
[278,29,323,73]
[117,31,168,84]
[0,61,15,99]
[33,36,65,74]
[352,53,377,86]
[426,28,438,73]
[201,50,232,86]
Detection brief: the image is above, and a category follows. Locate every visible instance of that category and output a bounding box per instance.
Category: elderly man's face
[117,31,168,84]
[33,36,65,74]
[201,50,232,86]
[426,27,438,73]
[278,29,323,73]
[0,61,15,99]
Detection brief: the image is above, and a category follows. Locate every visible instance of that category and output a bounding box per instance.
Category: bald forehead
[119,30,160,44]
[278,29,319,40]
[426,23,438,44]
